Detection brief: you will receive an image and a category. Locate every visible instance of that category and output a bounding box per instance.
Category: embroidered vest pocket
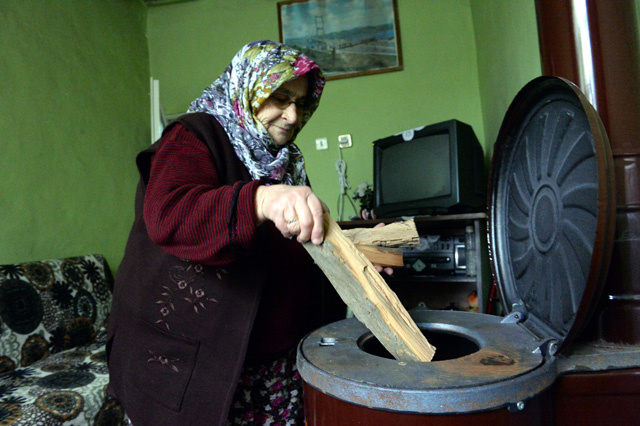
[129,318,200,412]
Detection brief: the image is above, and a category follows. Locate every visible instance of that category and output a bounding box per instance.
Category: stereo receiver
[399,235,467,276]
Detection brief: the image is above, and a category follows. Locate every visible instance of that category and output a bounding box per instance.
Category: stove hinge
[500,301,528,324]
[532,338,559,357]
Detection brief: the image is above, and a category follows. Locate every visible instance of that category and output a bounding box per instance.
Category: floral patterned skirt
[226,348,304,425]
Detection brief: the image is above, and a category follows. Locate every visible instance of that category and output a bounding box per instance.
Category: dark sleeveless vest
[106,113,271,426]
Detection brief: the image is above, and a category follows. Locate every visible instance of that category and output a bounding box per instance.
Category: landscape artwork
[278,0,402,80]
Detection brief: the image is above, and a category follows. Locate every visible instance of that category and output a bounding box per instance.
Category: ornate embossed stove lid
[488,76,615,353]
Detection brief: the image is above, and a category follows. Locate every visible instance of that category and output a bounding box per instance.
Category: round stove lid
[488,76,615,353]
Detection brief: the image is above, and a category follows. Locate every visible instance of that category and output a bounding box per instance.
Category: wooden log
[342,219,419,266]
[353,245,403,267]
[303,213,436,362]
[342,219,420,247]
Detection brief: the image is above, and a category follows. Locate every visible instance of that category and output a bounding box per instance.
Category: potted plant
[352,182,375,219]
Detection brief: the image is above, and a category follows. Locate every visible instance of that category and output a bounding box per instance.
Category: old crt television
[373,119,486,218]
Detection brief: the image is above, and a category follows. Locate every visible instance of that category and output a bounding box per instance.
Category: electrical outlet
[315,137,328,150]
[338,134,352,148]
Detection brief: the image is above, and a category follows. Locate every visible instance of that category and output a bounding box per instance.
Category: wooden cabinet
[338,213,491,313]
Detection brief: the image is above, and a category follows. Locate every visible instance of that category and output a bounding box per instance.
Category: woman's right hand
[255,184,328,245]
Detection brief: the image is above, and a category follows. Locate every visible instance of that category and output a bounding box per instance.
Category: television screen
[381,134,451,204]
[374,119,486,218]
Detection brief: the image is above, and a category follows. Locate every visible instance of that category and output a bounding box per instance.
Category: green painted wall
[147,0,487,220]
[8,0,629,272]
[471,0,542,161]
[0,1,150,271]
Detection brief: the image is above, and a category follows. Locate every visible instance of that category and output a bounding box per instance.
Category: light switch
[316,137,328,150]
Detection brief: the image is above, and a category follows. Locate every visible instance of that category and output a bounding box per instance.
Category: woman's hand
[255,184,329,245]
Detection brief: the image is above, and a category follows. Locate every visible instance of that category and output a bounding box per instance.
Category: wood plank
[342,219,419,266]
[304,213,436,362]
[342,219,420,247]
[354,245,403,267]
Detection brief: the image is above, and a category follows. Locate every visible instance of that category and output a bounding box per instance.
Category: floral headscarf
[188,40,325,185]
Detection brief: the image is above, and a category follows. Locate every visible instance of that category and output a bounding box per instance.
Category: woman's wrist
[254,184,268,225]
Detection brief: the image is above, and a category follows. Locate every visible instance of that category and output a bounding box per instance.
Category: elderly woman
[106,40,330,426]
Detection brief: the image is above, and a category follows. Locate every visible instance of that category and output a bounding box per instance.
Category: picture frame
[277,0,403,80]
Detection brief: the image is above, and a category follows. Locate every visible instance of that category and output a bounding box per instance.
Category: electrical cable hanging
[335,145,358,221]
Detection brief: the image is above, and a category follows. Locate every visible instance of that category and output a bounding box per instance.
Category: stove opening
[358,327,479,361]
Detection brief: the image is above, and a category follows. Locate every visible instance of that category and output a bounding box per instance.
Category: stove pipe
[535,0,640,344]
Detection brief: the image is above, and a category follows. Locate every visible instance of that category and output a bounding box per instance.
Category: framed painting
[277,0,402,80]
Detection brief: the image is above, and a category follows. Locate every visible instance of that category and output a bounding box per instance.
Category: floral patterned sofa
[0,254,125,425]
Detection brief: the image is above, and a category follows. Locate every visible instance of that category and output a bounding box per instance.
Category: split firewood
[352,245,404,267]
[303,213,435,362]
[342,219,420,247]
[342,219,419,267]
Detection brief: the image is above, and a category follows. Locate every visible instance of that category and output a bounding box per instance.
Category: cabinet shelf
[386,274,479,284]
[338,213,491,313]
[338,212,487,229]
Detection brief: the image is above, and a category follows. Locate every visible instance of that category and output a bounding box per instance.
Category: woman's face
[255,75,309,146]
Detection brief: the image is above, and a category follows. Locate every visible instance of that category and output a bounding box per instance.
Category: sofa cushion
[0,334,125,425]
[0,254,113,373]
